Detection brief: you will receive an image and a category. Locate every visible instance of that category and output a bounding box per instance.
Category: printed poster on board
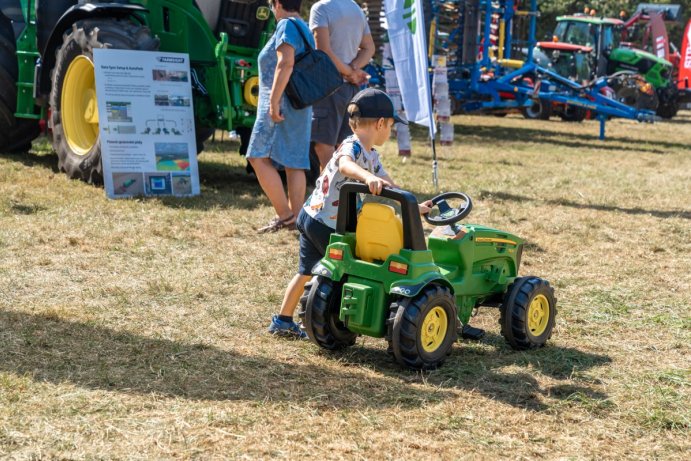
[93,49,200,198]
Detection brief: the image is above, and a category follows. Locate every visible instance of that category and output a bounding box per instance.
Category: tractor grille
[217,0,271,49]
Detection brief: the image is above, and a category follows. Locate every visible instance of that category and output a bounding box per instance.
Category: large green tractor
[0,0,273,182]
[299,184,557,370]
[553,14,678,118]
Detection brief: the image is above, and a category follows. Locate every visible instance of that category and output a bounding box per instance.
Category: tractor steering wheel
[423,192,473,226]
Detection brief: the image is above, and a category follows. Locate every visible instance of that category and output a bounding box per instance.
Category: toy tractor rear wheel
[500,277,557,350]
[299,276,357,350]
[387,285,457,370]
[49,19,159,183]
[0,16,40,153]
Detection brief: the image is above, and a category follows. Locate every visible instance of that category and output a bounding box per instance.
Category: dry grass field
[1,112,689,460]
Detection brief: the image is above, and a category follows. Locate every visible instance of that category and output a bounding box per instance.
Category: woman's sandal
[257,214,296,233]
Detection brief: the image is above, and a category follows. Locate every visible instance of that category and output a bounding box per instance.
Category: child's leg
[279,273,312,318]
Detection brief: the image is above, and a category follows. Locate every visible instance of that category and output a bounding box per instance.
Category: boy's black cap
[349,88,408,125]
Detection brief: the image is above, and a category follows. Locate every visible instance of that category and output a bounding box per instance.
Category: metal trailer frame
[433,0,657,135]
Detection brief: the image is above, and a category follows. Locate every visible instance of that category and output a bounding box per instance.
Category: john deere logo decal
[256,6,270,21]
[403,0,416,34]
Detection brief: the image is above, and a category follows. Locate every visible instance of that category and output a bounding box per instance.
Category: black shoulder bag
[284,18,344,109]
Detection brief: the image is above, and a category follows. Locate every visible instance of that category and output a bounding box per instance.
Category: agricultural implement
[553,3,688,118]
[425,0,657,131]
[299,183,557,370]
[0,0,272,182]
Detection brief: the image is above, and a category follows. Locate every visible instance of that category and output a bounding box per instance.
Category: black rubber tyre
[0,15,40,154]
[50,19,159,183]
[521,99,552,120]
[500,276,557,350]
[299,276,357,350]
[559,105,586,122]
[195,126,216,153]
[387,285,457,370]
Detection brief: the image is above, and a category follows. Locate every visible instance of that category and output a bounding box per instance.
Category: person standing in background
[309,0,375,169]
[246,0,313,233]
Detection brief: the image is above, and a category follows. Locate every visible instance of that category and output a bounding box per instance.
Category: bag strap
[287,18,313,51]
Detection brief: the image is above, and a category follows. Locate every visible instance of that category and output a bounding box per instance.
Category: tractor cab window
[561,22,594,47]
[602,25,621,52]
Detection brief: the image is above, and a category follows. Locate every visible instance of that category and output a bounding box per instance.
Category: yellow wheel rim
[420,306,448,353]
[527,294,550,336]
[62,55,99,156]
[244,76,259,107]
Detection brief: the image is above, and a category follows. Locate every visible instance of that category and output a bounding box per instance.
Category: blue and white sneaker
[267,314,308,339]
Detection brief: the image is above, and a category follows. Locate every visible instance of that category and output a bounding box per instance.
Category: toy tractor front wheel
[387,285,457,370]
[299,276,357,350]
[50,19,159,183]
[500,277,557,350]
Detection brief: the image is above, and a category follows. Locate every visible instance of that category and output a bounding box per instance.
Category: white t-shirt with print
[304,135,388,229]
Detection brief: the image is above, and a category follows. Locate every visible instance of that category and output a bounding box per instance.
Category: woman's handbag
[284,18,344,109]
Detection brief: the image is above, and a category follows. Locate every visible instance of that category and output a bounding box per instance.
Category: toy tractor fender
[37,3,149,96]
[389,274,454,299]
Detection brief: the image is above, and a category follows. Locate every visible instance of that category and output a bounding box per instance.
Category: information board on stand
[94,49,200,198]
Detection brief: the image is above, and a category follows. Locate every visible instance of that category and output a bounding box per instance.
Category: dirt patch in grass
[1,113,689,459]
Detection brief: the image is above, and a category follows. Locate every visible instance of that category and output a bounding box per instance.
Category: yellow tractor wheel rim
[62,55,99,156]
[244,76,259,107]
[420,306,448,353]
[527,294,550,336]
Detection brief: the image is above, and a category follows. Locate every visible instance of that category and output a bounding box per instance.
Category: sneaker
[267,314,307,339]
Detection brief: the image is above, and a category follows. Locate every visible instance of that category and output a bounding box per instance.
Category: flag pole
[431,137,438,191]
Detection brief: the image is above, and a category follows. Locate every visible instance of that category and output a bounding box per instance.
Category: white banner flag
[385,0,435,137]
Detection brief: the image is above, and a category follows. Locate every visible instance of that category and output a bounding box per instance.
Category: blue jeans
[296,209,334,275]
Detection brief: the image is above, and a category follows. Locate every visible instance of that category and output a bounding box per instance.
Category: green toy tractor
[299,183,557,370]
[0,0,273,182]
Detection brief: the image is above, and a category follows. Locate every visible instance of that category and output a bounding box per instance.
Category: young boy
[268,88,432,338]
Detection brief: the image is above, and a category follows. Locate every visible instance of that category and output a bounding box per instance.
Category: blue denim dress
[246,18,314,170]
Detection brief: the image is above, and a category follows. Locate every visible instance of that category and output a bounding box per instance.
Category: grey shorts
[311,84,359,146]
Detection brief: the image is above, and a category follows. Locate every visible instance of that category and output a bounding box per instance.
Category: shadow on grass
[480,190,691,220]
[451,122,687,154]
[0,310,446,409]
[0,149,60,173]
[326,332,611,412]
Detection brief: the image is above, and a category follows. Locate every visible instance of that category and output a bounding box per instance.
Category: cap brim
[393,114,408,125]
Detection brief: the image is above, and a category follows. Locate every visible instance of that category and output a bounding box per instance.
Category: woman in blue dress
[246,0,314,233]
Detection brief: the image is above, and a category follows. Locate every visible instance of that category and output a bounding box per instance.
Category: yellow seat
[355,203,404,263]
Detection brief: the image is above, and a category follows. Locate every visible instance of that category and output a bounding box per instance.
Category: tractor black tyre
[387,285,457,370]
[195,126,216,153]
[50,20,159,183]
[500,276,557,350]
[656,99,679,119]
[559,105,586,122]
[521,99,552,120]
[299,276,357,350]
[0,17,40,154]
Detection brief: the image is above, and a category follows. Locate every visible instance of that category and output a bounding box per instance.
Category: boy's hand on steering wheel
[418,199,433,215]
[366,175,390,195]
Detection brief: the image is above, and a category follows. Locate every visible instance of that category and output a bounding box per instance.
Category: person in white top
[309,0,375,169]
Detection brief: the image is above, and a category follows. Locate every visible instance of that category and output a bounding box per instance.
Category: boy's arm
[338,156,391,195]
